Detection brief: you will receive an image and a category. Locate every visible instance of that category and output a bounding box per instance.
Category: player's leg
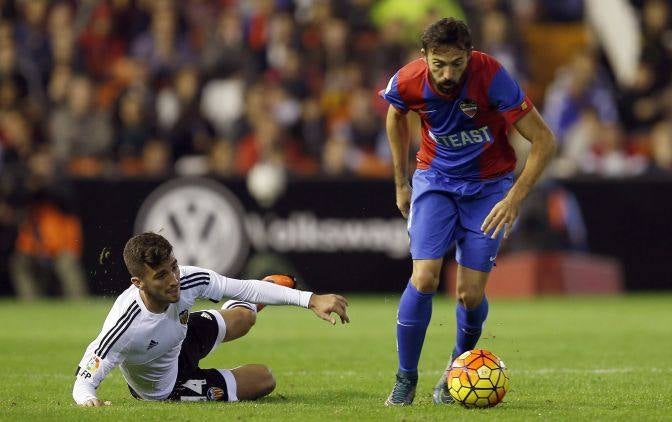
[217,275,297,342]
[230,364,276,400]
[218,305,257,342]
[433,177,510,404]
[170,365,275,402]
[432,248,493,405]
[386,172,458,406]
[454,264,490,355]
[169,311,274,402]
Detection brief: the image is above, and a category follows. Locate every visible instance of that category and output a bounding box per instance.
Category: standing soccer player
[379,18,556,405]
[72,232,348,406]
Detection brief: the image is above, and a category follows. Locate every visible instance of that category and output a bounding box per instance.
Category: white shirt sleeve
[179,266,313,307]
[209,274,313,307]
[72,301,139,404]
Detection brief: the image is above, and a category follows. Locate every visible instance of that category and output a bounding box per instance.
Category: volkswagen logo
[134,178,249,276]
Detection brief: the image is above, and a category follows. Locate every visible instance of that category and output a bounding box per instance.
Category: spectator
[49,75,113,176]
[156,65,214,160]
[543,50,619,145]
[10,148,88,300]
[114,87,155,174]
[647,120,672,174]
[78,3,127,81]
[131,1,193,80]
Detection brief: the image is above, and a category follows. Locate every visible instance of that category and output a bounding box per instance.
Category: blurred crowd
[0,0,671,298]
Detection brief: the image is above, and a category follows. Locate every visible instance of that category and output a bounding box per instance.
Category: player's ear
[420,48,426,57]
[131,276,143,290]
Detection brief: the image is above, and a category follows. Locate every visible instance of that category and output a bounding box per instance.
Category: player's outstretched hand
[308,294,349,325]
[80,398,111,407]
[481,197,520,239]
[395,183,412,219]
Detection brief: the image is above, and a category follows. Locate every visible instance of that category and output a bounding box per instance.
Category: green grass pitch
[1,294,671,421]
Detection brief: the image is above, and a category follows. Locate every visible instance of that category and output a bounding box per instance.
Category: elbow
[540,130,557,159]
[547,136,558,159]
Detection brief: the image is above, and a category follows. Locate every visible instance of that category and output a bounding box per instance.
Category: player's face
[140,255,181,307]
[424,46,470,94]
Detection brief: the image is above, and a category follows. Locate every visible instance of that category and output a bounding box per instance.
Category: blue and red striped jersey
[380,51,532,181]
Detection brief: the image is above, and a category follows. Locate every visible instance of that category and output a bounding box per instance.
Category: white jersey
[72,266,312,404]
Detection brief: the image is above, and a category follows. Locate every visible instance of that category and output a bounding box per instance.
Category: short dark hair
[123,233,173,278]
[421,17,473,52]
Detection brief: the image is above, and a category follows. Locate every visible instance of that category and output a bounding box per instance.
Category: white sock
[221,300,258,314]
[217,369,239,402]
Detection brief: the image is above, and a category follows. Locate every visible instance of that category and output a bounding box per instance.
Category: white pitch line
[275,367,671,377]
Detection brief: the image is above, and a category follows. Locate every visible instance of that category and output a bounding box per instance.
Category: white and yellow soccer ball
[447,349,510,408]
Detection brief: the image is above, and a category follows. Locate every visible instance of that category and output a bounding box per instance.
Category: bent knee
[261,368,276,396]
[252,365,276,398]
[456,290,484,309]
[238,309,257,336]
[411,269,440,292]
[245,308,257,326]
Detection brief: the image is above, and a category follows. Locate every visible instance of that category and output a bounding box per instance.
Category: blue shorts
[408,168,514,272]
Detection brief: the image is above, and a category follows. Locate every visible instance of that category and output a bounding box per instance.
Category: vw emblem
[134,177,249,276]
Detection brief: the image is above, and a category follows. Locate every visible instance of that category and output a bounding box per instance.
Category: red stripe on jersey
[396,59,427,111]
[501,95,533,124]
[396,59,435,167]
[466,52,517,179]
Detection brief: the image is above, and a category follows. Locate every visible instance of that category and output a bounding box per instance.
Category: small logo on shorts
[207,387,225,401]
[179,310,190,325]
[200,312,213,320]
[489,256,497,262]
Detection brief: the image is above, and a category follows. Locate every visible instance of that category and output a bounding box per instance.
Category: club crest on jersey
[459,99,478,118]
[179,310,190,325]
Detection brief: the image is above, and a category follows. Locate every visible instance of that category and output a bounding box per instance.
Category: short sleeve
[379,72,409,114]
[487,66,533,124]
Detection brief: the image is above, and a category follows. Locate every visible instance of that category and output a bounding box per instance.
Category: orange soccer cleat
[256,274,297,311]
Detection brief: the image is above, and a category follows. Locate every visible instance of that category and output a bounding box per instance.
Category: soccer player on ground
[72,232,349,406]
[379,18,556,405]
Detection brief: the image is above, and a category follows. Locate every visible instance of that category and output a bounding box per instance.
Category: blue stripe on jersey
[487,67,524,113]
[95,301,140,357]
[419,83,491,178]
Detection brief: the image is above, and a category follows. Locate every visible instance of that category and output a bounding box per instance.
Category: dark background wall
[1,177,670,296]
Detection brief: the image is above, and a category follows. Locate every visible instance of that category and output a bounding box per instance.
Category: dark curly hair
[123,232,173,278]
[421,17,473,52]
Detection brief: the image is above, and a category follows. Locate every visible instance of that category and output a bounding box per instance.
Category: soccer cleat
[256,274,297,311]
[432,349,457,405]
[432,372,454,405]
[384,371,417,406]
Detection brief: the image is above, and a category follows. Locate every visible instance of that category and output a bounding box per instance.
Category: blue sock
[397,281,434,376]
[454,296,489,357]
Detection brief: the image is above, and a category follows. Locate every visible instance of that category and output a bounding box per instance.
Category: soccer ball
[447,349,509,408]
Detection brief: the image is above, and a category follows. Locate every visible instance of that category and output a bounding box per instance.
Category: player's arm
[188,267,349,324]
[482,107,557,238]
[73,345,125,406]
[386,105,412,218]
[72,304,137,406]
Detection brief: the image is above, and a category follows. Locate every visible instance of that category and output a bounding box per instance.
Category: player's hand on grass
[309,294,349,325]
[395,183,412,219]
[481,197,520,239]
[80,398,111,407]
